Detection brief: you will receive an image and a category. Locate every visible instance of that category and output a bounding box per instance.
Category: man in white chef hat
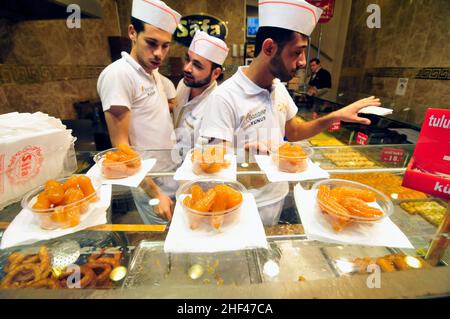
[200,0,380,150]
[173,30,229,156]
[97,0,181,223]
[199,0,381,225]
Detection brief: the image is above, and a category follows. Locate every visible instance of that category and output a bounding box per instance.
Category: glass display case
[294,94,421,147]
[0,146,448,299]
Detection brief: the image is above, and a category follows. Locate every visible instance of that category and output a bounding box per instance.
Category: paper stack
[0,112,77,209]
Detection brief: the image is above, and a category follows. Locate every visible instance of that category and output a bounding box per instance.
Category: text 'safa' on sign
[173,14,228,47]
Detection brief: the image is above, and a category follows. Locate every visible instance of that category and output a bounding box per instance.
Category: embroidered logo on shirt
[141,85,155,96]
[243,109,267,129]
[276,103,288,113]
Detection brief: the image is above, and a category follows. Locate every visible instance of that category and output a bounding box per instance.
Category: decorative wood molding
[365,67,450,80]
[0,64,106,85]
[415,67,450,80]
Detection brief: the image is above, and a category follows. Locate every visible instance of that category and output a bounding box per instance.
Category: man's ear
[128,24,137,44]
[262,38,277,57]
[211,67,222,82]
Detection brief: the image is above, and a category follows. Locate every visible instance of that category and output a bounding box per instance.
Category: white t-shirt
[199,66,298,148]
[159,73,177,99]
[199,66,298,226]
[173,80,217,152]
[97,52,175,149]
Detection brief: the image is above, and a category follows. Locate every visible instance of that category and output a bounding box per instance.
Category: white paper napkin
[164,193,268,253]
[86,158,156,187]
[254,156,330,182]
[1,185,112,249]
[173,152,237,181]
[359,106,393,116]
[293,185,414,249]
[0,124,75,210]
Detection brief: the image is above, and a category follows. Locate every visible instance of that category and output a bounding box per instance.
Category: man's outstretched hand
[331,96,381,125]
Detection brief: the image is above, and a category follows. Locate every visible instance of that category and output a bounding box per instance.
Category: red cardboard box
[402,108,450,200]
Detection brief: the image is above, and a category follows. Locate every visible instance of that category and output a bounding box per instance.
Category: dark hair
[254,26,297,57]
[211,62,223,72]
[211,62,224,81]
[131,17,146,34]
[310,58,321,64]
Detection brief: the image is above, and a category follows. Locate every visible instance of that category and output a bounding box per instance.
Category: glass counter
[0,146,448,298]
[294,94,421,146]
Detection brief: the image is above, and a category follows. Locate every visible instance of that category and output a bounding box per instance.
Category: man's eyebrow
[192,59,204,66]
[144,37,170,45]
[185,54,203,67]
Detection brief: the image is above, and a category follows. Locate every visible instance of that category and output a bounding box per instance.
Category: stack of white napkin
[0,112,77,209]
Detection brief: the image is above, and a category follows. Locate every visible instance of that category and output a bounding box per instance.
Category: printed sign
[306,0,335,23]
[6,146,43,184]
[380,147,404,164]
[395,78,409,96]
[402,108,450,200]
[174,14,228,47]
[356,132,369,145]
[328,121,341,132]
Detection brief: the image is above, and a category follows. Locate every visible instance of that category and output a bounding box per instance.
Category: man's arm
[167,98,177,113]
[104,105,131,147]
[306,86,318,96]
[140,176,174,221]
[104,105,175,221]
[285,96,381,141]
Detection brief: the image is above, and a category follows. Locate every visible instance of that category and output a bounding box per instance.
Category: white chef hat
[259,0,323,36]
[189,30,229,65]
[132,0,181,34]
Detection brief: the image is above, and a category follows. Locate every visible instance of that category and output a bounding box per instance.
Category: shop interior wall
[0,0,120,120]
[0,0,246,120]
[339,0,450,126]
[306,0,353,101]
[6,0,445,127]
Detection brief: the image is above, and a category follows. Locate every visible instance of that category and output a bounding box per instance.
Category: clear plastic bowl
[94,147,141,179]
[176,179,247,232]
[311,179,394,223]
[269,143,314,173]
[190,147,229,175]
[21,175,101,230]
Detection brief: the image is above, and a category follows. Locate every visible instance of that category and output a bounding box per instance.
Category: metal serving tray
[122,240,262,288]
[253,239,338,283]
